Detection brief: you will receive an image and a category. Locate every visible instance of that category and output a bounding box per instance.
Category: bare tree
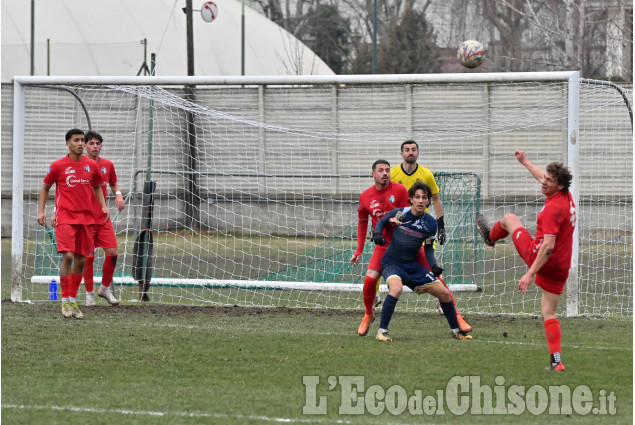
[478,0,632,80]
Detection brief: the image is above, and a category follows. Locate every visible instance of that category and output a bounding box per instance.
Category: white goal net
[10,73,633,317]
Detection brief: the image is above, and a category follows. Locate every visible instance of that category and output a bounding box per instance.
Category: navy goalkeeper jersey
[374,207,438,263]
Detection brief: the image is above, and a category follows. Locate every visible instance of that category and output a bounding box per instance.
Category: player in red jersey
[37,129,110,319]
[82,131,125,307]
[476,150,576,371]
[351,160,438,337]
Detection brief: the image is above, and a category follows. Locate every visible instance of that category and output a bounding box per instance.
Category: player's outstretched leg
[476,215,496,247]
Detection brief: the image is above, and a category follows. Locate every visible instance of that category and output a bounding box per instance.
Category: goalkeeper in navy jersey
[372,181,472,342]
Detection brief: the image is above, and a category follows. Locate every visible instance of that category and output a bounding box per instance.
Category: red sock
[101,254,118,287]
[490,220,509,242]
[362,275,378,315]
[60,275,71,299]
[544,318,562,355]
[83,256,95,292]
[70,274,83,298]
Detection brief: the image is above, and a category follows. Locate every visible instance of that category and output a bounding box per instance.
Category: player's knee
[61,252,74,264]
[541,308,557,321]
[502,213,522,230]
[366,269,380,279]
[437,287,452,303]
[387,279,403,298]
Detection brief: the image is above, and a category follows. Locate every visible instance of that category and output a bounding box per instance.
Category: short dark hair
[546,162,573,193]
[400,140,418,152]
[84,131,103,144]
[372,159,390,171]
[408,181,432,201]
[65,128,84,141]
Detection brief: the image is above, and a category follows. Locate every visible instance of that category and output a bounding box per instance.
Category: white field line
[0,403,349,423]
[32,316,632,352]
[1,403,436,425]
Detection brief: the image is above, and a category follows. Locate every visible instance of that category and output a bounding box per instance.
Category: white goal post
[10,72,632,317]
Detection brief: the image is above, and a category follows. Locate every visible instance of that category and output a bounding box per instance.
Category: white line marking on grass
[1,403,435,425]
[467,338,632,351]
[1,404,354,424]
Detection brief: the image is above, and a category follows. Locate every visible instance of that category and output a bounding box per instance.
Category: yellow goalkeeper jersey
[390,164,440,194]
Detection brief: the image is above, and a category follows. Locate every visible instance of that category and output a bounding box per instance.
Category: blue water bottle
[49,279,58,301]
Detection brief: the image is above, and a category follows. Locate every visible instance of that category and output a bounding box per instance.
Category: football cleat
[61,301,73,318]
[546,362,565,372]
[376,331,393,342]
[85,291,96,307]
[357,313,375,336]
[452,330,472,340]
[475,215,495,247]
[457,315,472,333]
[98,286,119,306]
[70,302,84,319]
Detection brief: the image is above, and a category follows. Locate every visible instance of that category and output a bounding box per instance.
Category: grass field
[2,239,633,424]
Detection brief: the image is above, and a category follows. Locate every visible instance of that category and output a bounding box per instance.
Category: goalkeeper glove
[372,233,387,246]
[436,216,447,245]
[431,265,444,277]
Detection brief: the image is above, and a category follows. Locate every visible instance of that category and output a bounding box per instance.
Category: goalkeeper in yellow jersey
[390,140,472,333]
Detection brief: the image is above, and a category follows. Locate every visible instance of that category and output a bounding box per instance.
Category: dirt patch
[2,298,361,319]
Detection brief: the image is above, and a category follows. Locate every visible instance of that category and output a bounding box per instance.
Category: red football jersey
[44,155,103,225]
[534,190,576,285]
[91,157,117,222]
[354,181,409,256]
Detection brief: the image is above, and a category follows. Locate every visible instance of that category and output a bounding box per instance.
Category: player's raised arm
[515,150,546,183]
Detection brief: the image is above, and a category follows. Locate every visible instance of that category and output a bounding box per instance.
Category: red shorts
[91,221,118,249]
[56,224,95,256]
[367,245,387,272]
[512,227,568,295]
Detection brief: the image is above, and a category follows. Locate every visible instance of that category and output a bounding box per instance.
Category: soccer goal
[10,72,632,317]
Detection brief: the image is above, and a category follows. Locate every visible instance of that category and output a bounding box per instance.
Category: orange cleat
[357,313,375,336]
[457,314,472,333]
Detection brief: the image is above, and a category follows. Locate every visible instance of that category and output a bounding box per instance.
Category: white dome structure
[1,0,334,82]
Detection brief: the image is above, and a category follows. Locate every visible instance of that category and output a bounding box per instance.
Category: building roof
[1,0,334,82]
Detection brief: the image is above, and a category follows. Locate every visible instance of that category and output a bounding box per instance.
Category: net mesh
[13,77,632,316]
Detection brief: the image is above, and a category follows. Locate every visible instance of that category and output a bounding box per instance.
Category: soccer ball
[457,40,485,68]
[201,1,219,23]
